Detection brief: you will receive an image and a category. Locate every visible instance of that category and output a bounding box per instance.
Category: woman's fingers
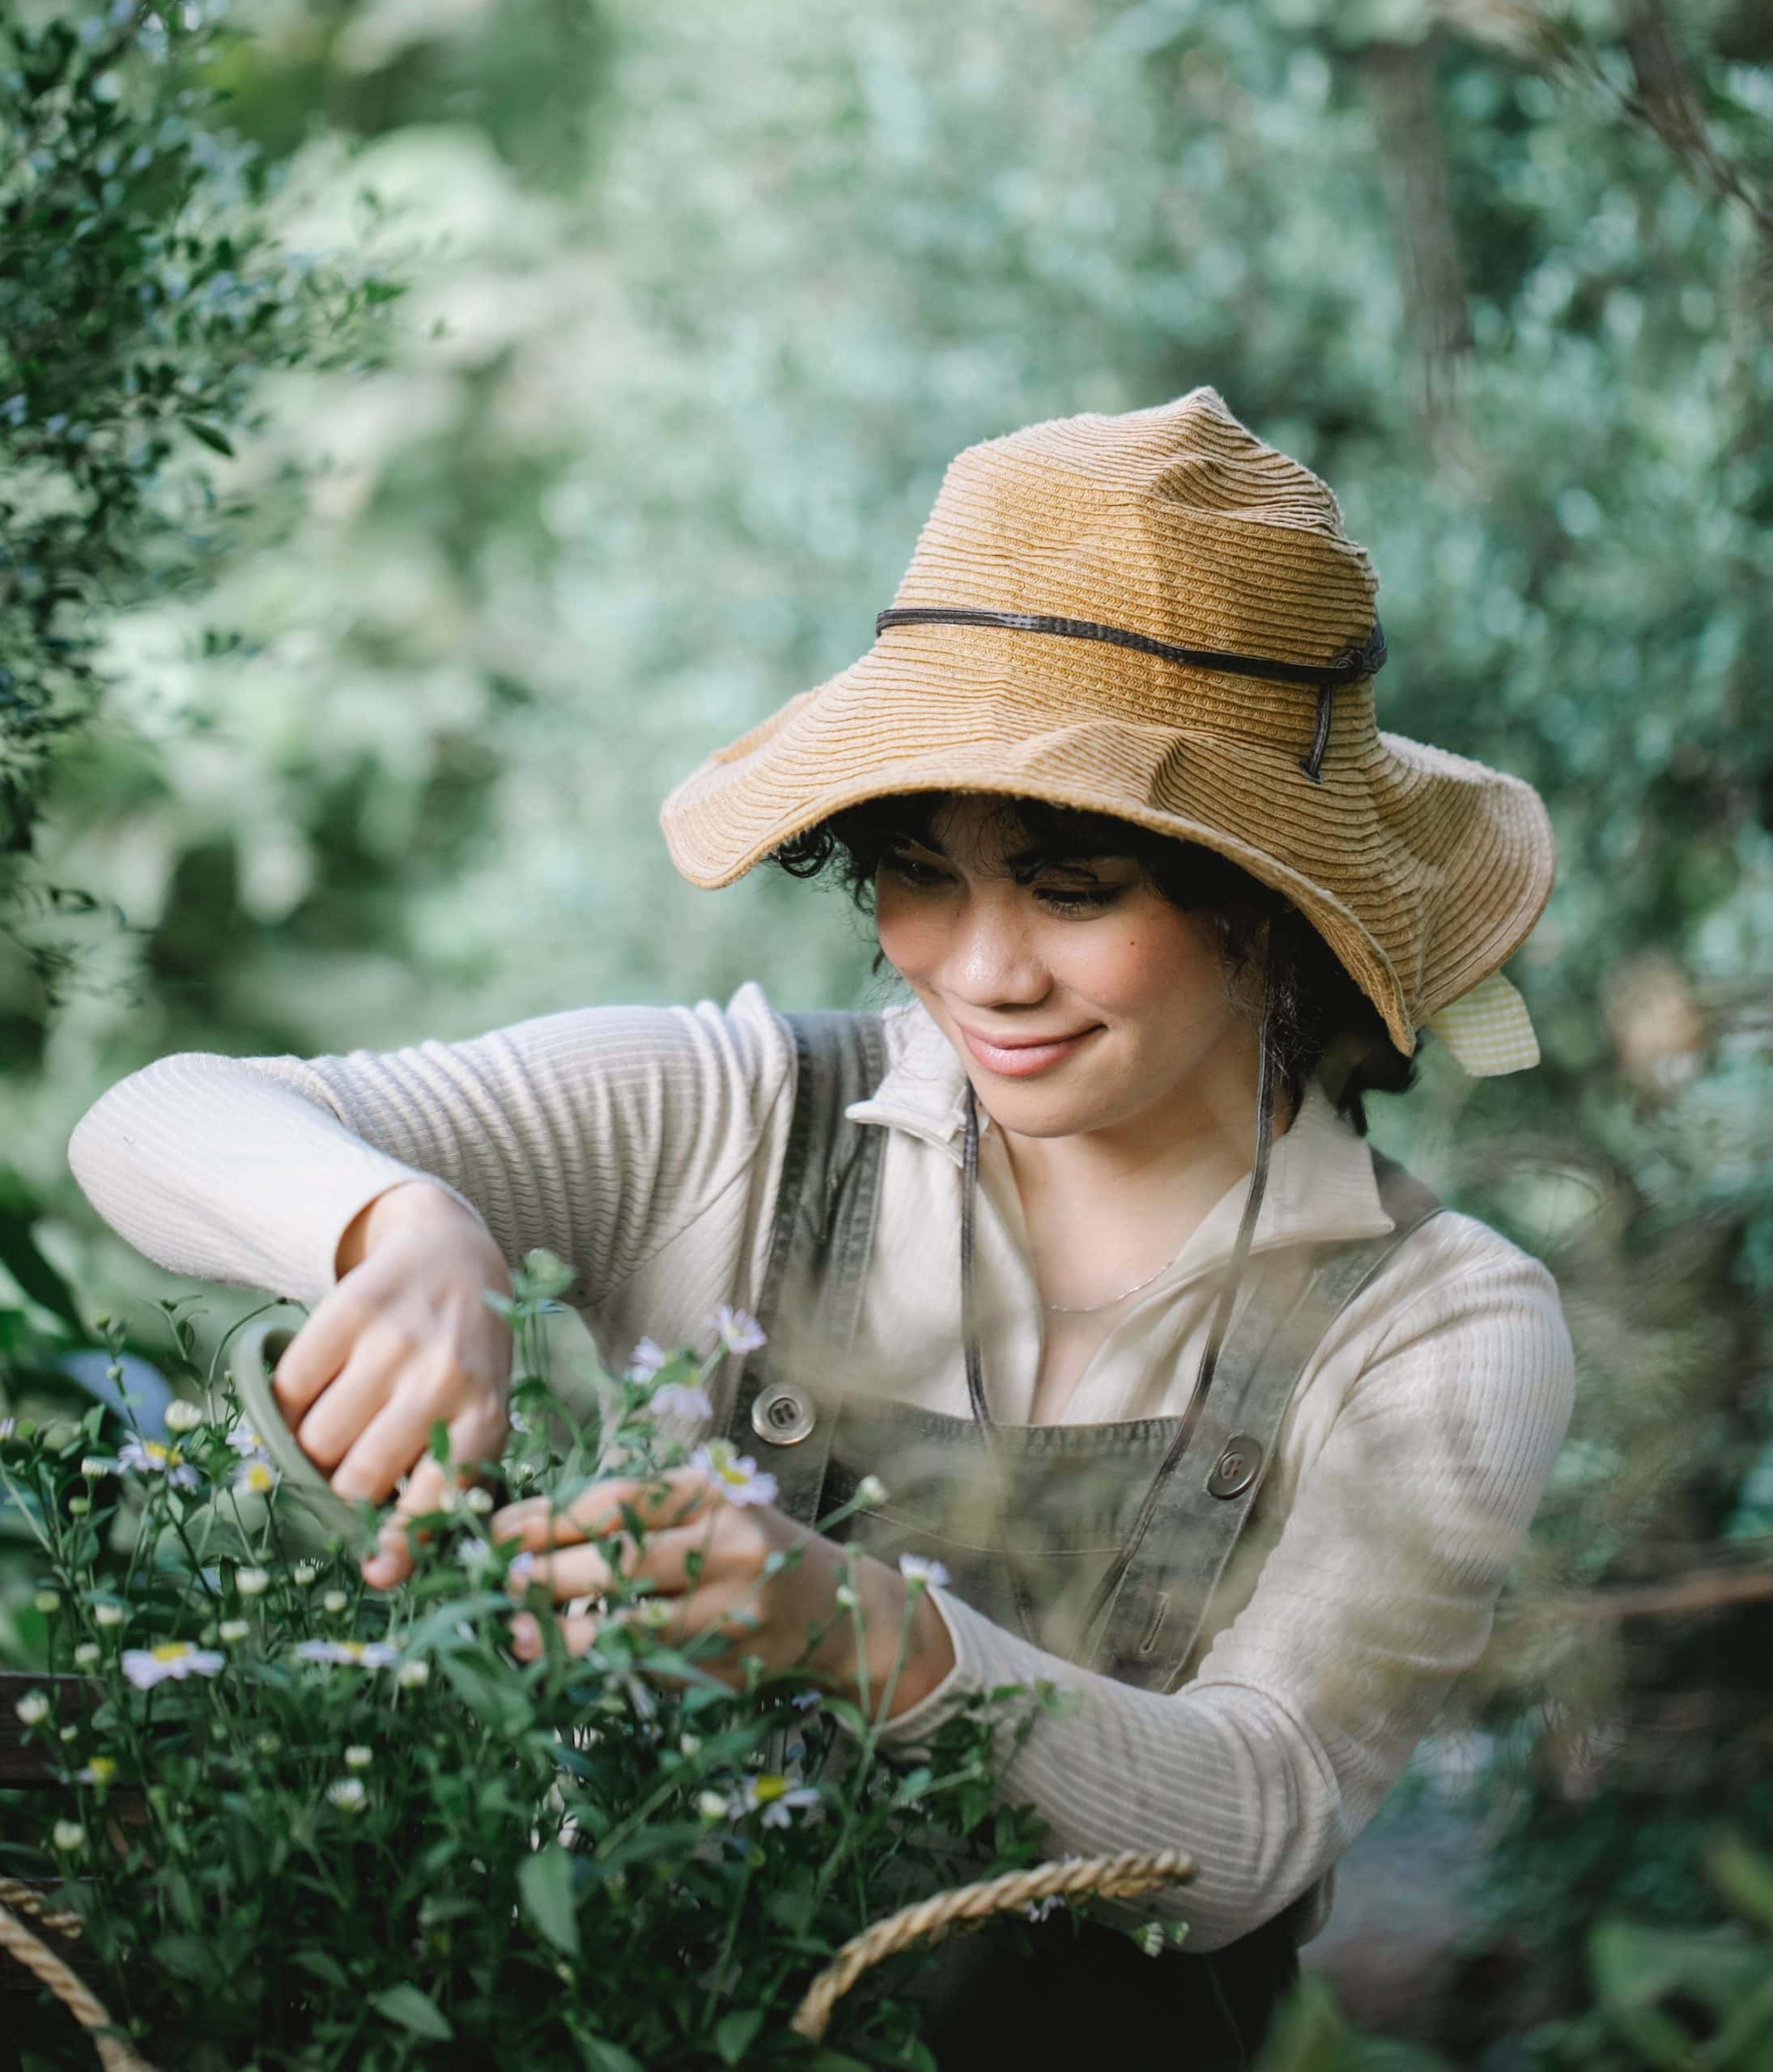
[295,1340,401,1472]
[360,1399,511,1588]
[271,1292,363,1420]
[491,1469,712,1551]
[511,1610,600,1662]
[512,1520,724,1604]
[334,1360,504,1507]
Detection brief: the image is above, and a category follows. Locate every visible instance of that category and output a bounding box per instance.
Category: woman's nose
[942,897,1052,1008]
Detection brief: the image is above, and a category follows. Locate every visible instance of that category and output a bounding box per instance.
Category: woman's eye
[1036,885,1118,912]
[883,856,949,889]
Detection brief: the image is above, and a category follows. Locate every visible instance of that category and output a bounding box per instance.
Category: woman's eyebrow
[1005,847,1121,874]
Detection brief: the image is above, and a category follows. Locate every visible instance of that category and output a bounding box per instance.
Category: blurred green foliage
[0,0,1769,2061]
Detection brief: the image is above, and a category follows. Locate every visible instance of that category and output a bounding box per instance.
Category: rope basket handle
[4,1852,1191,2064]
[789,1845,1196,2042]
[0,1876,158,2072]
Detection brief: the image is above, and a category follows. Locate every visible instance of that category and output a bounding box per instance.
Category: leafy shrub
[1,1253,1055,2070]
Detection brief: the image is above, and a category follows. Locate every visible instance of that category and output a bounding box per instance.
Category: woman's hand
[490,1467,957,1720]
[273,1180,514,1587]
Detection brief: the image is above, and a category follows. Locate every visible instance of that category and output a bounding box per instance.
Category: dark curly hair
[773,792,1416,1134]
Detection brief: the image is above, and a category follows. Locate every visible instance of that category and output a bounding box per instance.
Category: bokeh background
[2,1,1771,2063]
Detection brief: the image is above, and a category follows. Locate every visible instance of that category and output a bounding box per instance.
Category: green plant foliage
[0,0,394,1032]
[1,1254,1055,2069]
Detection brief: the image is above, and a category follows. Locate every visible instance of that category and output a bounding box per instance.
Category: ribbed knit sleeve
[878,1221,1575,1953]
[66,983,796,1313]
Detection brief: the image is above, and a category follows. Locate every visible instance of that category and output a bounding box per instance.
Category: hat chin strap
[957,939,1282,1658]
[876,606,1387,783]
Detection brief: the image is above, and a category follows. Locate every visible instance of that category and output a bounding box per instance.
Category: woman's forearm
[68,1052,482,1306]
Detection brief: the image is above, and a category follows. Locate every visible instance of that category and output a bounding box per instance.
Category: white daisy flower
[325,1777,366,1811]
[163,1399,205,1434]
[52,1821,86,1853]
[0,1417,15,1441]
[650,1381,713,1422]
[737,1773,821,1829]
[235,1568,270,1598]
[296,1639,401,1670]
[218,1620,250,1645]
[898,1553,950,1593]
[121,1641,225,1689]
[689,1438,778,1509]
[708,1305,767,1357]
[77,1756,117,1789]
[226,1424,266,1458]
[396,1658,430,1688]
[233,1458,280,1498]
[1024,1893,1066,1923]
[117,1437,199,1491]
[625,1337,669,1382]
[80,1456,118,1478]
[14,1690,49,1726]
[292,1562,320,1587]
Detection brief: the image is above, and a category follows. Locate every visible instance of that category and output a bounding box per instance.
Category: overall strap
[1092,1153,1443,1691]
[719,1010,890,1528]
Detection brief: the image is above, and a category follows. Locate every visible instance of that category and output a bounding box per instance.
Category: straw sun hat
[661,388,1552,1076]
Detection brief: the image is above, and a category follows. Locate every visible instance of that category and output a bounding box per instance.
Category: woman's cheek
[874,885,941,983]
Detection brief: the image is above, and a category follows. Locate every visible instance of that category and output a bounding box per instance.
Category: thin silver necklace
[1041,1251,1181,1314]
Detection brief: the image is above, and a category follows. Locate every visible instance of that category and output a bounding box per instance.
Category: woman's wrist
[336,1179,505,1283]
[848,1556,958,1720]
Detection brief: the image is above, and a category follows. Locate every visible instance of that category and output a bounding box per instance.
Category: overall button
[750,1382,816,1446]
[1206,1434,1262,1499]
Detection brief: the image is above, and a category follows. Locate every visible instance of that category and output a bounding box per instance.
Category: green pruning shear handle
[230,1316,366,1550]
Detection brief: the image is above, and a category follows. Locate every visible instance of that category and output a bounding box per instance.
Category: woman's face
[874,796,1259,1141]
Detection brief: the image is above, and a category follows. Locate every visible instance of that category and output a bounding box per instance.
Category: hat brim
[660,628,1554,1055]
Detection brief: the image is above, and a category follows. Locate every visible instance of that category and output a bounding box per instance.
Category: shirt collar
[845,995,1396,1252]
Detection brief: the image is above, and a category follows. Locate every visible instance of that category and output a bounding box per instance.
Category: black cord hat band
[874,605,1388,782]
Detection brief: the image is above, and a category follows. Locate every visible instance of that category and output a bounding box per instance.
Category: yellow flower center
[752,1773,789,1803]
[87,1757,116,1782]
[151,1642,189,1663]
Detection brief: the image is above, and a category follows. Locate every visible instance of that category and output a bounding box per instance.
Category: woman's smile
[955,1021,1104,1078]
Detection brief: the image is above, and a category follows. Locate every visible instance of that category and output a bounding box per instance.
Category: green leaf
[0,1178,83,1331]
[429,1418,452,1465]
[712,2009,766,2066]
[1590,1918,1764,2070]
[1709,1832,1773,1934]
[179,418,235,456]
[372,1984,454,2041]
[518,1842,580,1959]
[291,1949,349,1989]
[150,1933,211,1984]
[438,1650,535,1735]
[578,2039,646,2072]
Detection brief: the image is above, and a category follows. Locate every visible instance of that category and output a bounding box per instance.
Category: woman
[70,389,1575,2066]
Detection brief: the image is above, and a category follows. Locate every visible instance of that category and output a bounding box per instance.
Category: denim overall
[720,1013,1440,2069]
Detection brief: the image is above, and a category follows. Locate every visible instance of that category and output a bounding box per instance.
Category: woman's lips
[956,1023,1102,1078]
